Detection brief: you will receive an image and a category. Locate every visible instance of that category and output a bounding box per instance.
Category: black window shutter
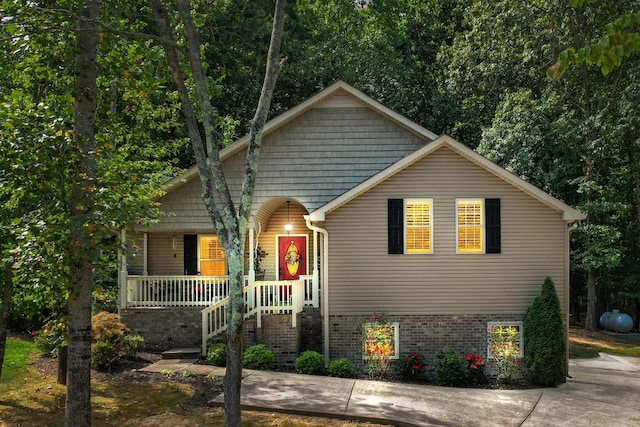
[485,198,501,253]
[183,234,198,274]
[388,199,404,254]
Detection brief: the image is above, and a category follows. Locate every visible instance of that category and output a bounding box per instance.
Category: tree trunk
[0,263,14,382]
[149,1,286,424]
[585,268,598,331]
[65,0,99,425]
[58,346,68,385]
[224,248,245,427]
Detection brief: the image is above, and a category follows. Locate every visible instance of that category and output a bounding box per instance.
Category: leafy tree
[548,1,640,78]
[523,277,566,386]
[147,0,286,424]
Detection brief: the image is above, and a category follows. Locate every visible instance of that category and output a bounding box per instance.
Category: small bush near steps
[242,344,275,370]
[295,350,325,375]
[207,343,227,367]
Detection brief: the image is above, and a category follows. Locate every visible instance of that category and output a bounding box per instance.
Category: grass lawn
[568,326,640,358]
[0,328,638,426]
[0,336,388,427]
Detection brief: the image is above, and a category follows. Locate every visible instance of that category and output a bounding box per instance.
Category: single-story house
[118,80,584,370]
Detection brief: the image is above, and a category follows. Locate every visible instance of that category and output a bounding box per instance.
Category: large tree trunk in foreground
[149,1,286,425]
[0,263,14,382]
[66,0,99,425]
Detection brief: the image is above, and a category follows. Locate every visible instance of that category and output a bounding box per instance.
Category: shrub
[207,343,227,367]
[396,352,426,381]
[91,341,119,370]
[92,311,129,343]
[464,352,487,385]
[295,350,325,375]
[122,335,145,358]
[327,358,357,378]
[434,351,467,386]
[523,276,566,386]
[242,344,275,370]
[34,319,67,356]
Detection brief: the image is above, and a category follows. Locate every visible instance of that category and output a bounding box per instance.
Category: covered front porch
[117,198,328,355]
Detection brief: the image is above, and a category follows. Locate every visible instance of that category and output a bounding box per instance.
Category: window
[486,322,523,359]
[405,199,433,253]
[388,198,433,254]
[362,322,400,360]
[456,198,501,254]
[457,199,484,253]
[199,236,226,275]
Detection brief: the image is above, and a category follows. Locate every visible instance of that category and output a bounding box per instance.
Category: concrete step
[162,348,201,360]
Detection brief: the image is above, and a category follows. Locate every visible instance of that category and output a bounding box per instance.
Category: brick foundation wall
[120,307,203,351]
[254,314,301,367]
[299,307,323,353]
[329,313,524,374]
[121,308,317,369]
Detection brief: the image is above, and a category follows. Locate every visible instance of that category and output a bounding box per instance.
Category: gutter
[305,216,330,366]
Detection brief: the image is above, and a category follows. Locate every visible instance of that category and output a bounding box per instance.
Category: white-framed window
[405,198,433,254]
[362,322,400,359]
[198,235,226,275]
[486,321,523,359]
[456,198,484,253]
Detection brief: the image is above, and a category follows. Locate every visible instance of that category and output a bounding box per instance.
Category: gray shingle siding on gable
[149,106,429,231]
[253,107,427,212]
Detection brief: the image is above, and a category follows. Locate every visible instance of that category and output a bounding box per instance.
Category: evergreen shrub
[242,344,275,370]
[294,350,325,375]
[523,276,566,386]
[327,358,357,378]
[434,351,467,386]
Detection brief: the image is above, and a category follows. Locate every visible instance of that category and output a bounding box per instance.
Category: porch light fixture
[285,200,293,234]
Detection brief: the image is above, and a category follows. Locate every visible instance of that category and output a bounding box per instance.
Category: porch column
[143,232,148,276]
[119,229,128,310]
[248,226,255,283]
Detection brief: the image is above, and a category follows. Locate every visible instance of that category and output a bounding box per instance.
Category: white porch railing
[124,274,318,356]
[200,277,314,355]
[125,275,230,307]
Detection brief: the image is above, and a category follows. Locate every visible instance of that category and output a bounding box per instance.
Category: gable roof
[162,80,439,192]
[308,135,585,222]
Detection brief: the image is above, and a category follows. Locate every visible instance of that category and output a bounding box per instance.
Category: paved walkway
[141,354,640,426]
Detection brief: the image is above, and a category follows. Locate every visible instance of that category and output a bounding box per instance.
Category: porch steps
[161,348,201,360]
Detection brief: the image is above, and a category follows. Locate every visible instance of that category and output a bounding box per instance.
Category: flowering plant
[397,352,426,380]
[361,311,396,378]
[465,352,486,384]
[486,324,521,382]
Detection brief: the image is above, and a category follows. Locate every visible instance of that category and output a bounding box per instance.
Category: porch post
[119,229,128,310]
[143,232,148,276]
[248,226,255,283]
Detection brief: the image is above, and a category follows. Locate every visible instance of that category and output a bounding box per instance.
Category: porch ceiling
[253,198,305,233]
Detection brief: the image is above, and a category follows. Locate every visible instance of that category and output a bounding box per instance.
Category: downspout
[305,216,330,366]
[566,221,580,378]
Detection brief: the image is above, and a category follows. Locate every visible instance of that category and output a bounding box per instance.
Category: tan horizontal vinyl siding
[325,146,567,316]
[146,233,184,275]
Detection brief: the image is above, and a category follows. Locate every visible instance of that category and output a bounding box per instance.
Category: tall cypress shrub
[523,276,566,386]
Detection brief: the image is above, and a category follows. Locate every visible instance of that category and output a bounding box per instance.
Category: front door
[277,235,307,280]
